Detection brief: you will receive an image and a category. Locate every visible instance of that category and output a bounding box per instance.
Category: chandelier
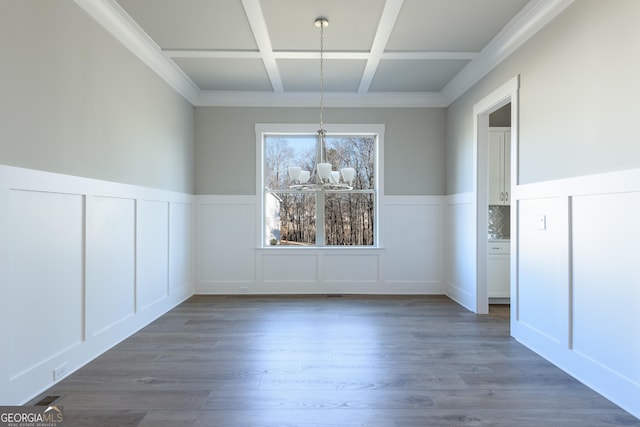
[287,17,356,190]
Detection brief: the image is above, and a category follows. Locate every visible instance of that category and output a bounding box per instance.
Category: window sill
[256,246,384,252]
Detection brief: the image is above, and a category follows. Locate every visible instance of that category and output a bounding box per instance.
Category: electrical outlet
[53,362,69,381]
[239,287,248,294]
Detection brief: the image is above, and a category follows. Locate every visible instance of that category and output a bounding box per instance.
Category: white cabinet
[488,241,510,298]
[488,128,511,205]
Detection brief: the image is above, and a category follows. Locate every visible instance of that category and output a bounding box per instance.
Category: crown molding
[195,91,449,108]
[441,0,576,105]
[73,0,199,104]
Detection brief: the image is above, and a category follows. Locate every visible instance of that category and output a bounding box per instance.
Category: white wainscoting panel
[0,188,9,391]
[516,197,568,345]
[0,164,194,405]
[86,196,136,337]
[512,168,640,419]
[571,192,640,386]
[169,202,194,293]
[445,193,476,310]
[136,199,170,311]
[261,253,318,283]
[196,195,446,294]
[324,253,380,283]
[384,197,443,291]
[197,198,256,285]
[8,190,84,378]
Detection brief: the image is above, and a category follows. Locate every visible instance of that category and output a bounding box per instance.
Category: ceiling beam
[163,50,262,59]
[382,51,479,61]
[241,0,283,92]
[196,90,449,108]
[162,49,479,61]
[358,0,405,94]
[274,51,370,60]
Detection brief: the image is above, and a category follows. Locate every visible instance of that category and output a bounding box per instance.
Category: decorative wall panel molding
[195,195,445,294]
[136,199,170,311]
[513,167,640,419]
[8,190,85,379]
[444,192,476,310]
[0,165,194,405]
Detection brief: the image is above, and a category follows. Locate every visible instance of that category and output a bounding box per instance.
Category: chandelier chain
[319,18,324,131]
[285,17,353,192]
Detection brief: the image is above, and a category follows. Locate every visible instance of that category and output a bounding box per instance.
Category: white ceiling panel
[386,0,531,51]
[92,0,572,106]
[173,58,271,91]
[278,59,366,92]
[117,0,257,50]
[261,0,386,52]
[370,59,471,92]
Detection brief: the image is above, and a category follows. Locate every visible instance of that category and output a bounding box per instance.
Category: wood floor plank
[56,390,211,411]
[60,410,147,427]
[137,408,639,427]
[258,372,469,391]
[29,295,639,426]
[202,389,437,410]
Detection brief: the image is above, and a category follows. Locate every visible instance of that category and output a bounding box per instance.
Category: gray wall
[195,107,446,196]
[0,1,194,193]
[446,0,640,194]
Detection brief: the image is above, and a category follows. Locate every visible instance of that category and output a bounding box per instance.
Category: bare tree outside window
[263,133,377,247]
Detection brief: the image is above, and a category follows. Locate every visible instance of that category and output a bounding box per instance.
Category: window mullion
[316,189,325,246]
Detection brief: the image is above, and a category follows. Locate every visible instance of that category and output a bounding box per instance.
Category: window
[258,124,382,247]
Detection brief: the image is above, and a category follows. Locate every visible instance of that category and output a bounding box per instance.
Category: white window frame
[256,123,384,249]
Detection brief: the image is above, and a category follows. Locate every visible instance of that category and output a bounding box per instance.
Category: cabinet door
[488,131,504,205]
[503,131,511,205]
[488,255,510,298]
[488,128,511,206]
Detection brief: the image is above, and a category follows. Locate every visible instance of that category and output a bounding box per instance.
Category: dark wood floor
[31,295,639,426]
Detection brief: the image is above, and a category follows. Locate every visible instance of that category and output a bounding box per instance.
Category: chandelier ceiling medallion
[287,17,356,191]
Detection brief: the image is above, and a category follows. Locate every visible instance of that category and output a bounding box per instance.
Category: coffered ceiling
[74,0,574,107]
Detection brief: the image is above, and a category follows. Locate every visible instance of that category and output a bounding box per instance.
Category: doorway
[472,76,519,318]
[487,106,511,316]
